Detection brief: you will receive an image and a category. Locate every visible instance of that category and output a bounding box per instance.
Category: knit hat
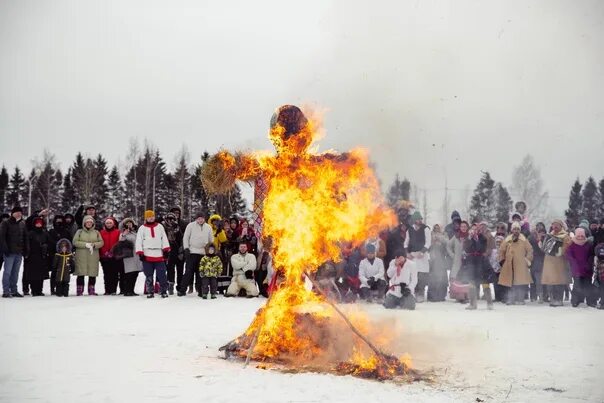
[451,210,461,220]
[33,217,44,226]
[11,206,23,214]
[365,243,376,254]
[511,212,522,220]
[144,210,155,220]
[511,222,521,231]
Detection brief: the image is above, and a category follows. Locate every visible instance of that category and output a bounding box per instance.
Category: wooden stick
[303,271,386,359]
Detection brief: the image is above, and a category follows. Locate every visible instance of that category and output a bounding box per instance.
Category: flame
[214,106,410,379]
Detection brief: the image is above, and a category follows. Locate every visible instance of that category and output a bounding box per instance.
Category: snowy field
[1,274,602,403]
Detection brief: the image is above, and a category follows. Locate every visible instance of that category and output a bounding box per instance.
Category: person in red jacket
[99,217,123,295]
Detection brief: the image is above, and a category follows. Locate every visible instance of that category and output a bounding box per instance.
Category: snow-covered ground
[1,275,602,403]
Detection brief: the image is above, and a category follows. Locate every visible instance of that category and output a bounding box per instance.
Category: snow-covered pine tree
[61,168,77,214]
[0,166,9,212]
[7,167,26,209]
[190,152,210,220]
[386,174,411,209]
[468,171,496,224]
[581,176,600,222]
[106,166,124,217]
[565,179,583,229]
[494,182,513,224]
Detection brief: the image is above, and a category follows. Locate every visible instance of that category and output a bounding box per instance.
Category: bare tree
[511,154,550,222]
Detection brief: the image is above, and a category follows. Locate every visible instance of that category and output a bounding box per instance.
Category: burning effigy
[202,105,416,381]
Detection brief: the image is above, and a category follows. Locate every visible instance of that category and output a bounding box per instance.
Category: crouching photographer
[384,249,418,310]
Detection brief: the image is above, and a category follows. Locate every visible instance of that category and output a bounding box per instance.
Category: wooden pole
[303,271,387,360]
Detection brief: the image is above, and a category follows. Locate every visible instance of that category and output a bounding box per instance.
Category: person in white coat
[384,249,418,310]
[226,243,258,297]
[179,211,214,296]
[358,243,386,302]
[135,210,171,298]
[404,211,431,302]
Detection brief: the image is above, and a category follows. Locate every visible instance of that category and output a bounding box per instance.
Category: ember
[204,105,414,381]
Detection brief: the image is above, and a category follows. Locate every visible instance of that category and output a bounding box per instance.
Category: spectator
[447,220,469,302]
[444,210,462,239]
[595,242,604,309]
[52,239,75,297]
[566,228,596,307]
[1,206,29,298]
[427,224,448,302]
[23,217,50,296]
[209,214,228,255]
[493,222,509,302]
[73,215,104,296]
[384,249,417,310]
[360,233,387,260]
[358,244,386,302]
[64,213,78,238]
[237,220,258,256]
[119,218,141,296]
[0,213,9,273]
[385,222,407,268]
[135,210,170,299]
[224,216,240,275]
[541,219,572,307]
[75,205,102,230]
[180,211,213,296]
[255,237,273,297]
[528,222,547,303]
[47,215,71,295]
[498,222,533,305]
[335,244,362,303]
[594,218,604,248]
[99,217,122,295]
[458,223,489,310]
[198,244,222,299]
[226,243,258,297]
[510,211,530,238]
[164,212,184,295]
[404,212,431,303]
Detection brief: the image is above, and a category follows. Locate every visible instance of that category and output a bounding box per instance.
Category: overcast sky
[1,0,602,218]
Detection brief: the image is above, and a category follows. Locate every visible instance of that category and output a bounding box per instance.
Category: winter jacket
[358,257,385,288]
[497,234,533,287]
[209,215,228,251]
[53,239,75,283]
[72,216,104,277]
[0,216,29,255]
[231,252,257,276]
[566,241,594,278]
[542,231,572,285]
[386,259,418,298]
[23,227,51,281]
[183,221,214,255]
[446,235,466,279]
[100,223,120,260]
[120,229,141,273]
[199,254,223,277]
[135,222,170,262]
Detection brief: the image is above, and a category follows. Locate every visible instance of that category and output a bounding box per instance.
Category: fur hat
[144,210,155,220]
[11,206,23,214]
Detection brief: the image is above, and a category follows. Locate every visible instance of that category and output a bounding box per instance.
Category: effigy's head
[269,105,312,155]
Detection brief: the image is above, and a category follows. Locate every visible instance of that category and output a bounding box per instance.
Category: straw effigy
[200,150,261,195]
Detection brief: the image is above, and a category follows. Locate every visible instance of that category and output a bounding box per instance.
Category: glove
[367,277,376,287]
[184,248,190,260]
[163,250,170,260]
[139,255,145,262]
[244,270,254,280]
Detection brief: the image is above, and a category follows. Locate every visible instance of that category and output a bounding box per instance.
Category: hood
[209,214,222,228]
[56,238,73,253]
[103,216,119,230]
[82,215,95,228]
[451,210,461,221]
[52,214,65,227]
[119,217,138,231]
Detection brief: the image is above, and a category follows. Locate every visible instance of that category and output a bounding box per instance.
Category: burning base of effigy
[218,280,419,382]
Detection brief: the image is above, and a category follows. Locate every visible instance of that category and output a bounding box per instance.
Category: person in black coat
[23,217,51,296]
[458,223,489,310]
[0,206,29,297]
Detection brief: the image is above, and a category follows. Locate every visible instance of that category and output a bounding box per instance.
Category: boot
[88,285,98,296]
[515,287,526,305]
[64,284,70,297]
[77,285,84,296]
[484,287,494,310]
[168,282,175,295]
[465,286,477,310]
[187,284,194,294]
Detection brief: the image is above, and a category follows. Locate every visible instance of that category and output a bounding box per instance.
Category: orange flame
[215,106,408,378]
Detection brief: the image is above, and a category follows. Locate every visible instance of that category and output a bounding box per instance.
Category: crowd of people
[1,200,604,312]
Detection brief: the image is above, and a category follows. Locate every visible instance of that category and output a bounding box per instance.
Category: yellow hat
[144,210,155,220]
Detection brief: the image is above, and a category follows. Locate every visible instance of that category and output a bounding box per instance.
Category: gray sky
[1,0,603,219]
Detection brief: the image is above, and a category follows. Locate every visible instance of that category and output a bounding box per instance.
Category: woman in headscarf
[73,215,104,296]
[541,219,571,307]
[118,218,141,296]
[427,224,448,302]
[498,222,533,305]
[566,227,596,307]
